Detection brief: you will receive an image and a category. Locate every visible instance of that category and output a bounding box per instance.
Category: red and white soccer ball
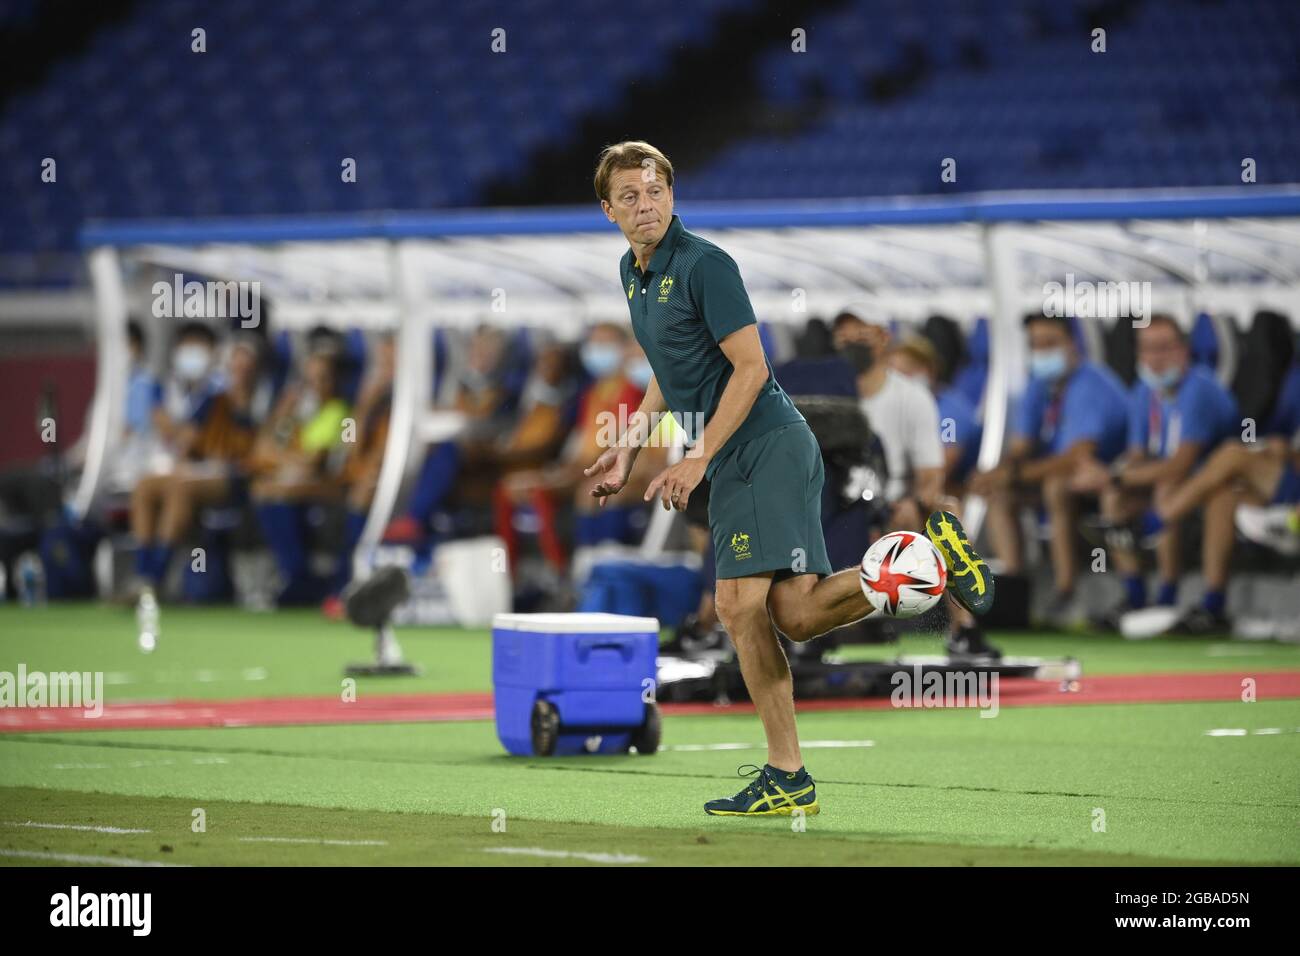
[859,531,948,618]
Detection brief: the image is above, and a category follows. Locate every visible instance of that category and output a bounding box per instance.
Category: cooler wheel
[630,701,662,755]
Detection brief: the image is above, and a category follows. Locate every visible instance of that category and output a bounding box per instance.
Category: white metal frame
[77,195,1300,563]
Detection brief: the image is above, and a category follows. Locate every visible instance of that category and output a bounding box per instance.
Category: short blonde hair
[593,141,675,203]
[893,334,939,377]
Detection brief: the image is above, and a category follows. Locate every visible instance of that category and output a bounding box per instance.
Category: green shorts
[708,421,833,581]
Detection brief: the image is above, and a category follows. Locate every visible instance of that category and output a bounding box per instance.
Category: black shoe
[668,614,729,656]
[1081,516,1156,552]
[1088,600,1134,633]
[1034,589,1080,631]
[946,625,1002,661]
[857,615,898,645]
[1165,607,1231,636]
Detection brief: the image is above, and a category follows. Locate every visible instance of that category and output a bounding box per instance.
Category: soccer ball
[859,531,948,618]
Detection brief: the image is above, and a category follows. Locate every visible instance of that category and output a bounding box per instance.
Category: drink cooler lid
[492,612,660,634]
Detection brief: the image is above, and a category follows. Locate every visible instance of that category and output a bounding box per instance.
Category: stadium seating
[0,0,750,280]
[683,0,1300,200]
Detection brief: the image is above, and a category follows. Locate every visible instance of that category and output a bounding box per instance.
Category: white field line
[482,847,647,864]
[51,757,228,770]
[1205,645,1268,656]
[0,849,187,867]
[103,667,268,686]
[4,821,151,834]
[667,739,874,752]
[1204,727,1300,736]
[237,837,388,846]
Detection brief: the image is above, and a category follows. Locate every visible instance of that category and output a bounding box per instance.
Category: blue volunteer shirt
[126,368,163,435]
[1128,365,1239,459]
[1015,360,1129,462]
[937,386,981,481]
[1264,363,1300,438]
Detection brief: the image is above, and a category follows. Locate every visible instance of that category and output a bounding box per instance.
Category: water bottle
[136,587,160,653]
[16,552,45,606]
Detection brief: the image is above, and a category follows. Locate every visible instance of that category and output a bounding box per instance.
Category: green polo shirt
[619,214,805,480]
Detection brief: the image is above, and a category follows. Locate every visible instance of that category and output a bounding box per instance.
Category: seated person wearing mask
[890,333,982,496]
[249,347,352,605]
[1109,360,1300,633]
[154,321,222,457]
[971,313,1128,627]
[834,310,998,658]
[1074,315,1238,631]
[496,324,668,574]
[129,335,263,598]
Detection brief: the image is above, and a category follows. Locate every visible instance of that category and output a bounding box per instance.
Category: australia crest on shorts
[730,531,751,559]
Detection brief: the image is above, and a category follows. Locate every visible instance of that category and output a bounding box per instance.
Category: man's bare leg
[159,475,229,546]
[1154,520,1181,591]
[984,487,1024,574]
[1102,482,1144,577]
[130,474,166,543]
[946,591,975,629]
[765,568,873,644]
[715,573,802,771]
[1202,484,1238,593]
[1158,442,1283,523]
[1043,474,1078,594]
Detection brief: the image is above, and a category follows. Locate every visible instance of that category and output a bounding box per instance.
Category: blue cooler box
[492,612,660,756]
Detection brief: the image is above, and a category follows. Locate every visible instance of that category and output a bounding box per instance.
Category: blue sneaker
[704,764,820,816]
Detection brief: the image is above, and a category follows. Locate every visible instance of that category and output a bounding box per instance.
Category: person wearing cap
[832,316,998,658]
[890,332,982,496]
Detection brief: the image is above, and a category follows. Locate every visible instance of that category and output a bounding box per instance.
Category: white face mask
[174,344,211,382]
[525,377,568,409]
[296,389,321,419]
[1029,347,1069,382]
[627,358,654,389]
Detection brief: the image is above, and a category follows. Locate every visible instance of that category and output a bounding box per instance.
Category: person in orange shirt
[128,335,263,597]
[383,325,521,543]
[495,324,665,575]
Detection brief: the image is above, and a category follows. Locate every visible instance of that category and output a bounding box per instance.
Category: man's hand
[1070,456,1113,495]
[889,497,924,532]
[584,446,638,509]
[644,455,708,511]
[971,463,1013,496]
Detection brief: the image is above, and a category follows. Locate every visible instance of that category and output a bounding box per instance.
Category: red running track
[1,671,1297,733]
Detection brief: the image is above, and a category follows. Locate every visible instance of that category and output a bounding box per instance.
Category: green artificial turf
[3,604,1299,705]
[0,785,1251,867]
[1,604,1298,866]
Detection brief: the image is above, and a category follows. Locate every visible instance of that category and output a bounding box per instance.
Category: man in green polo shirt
[584,141,993,816]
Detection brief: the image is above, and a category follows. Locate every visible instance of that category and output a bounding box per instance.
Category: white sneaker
[1235,505,1300,557]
